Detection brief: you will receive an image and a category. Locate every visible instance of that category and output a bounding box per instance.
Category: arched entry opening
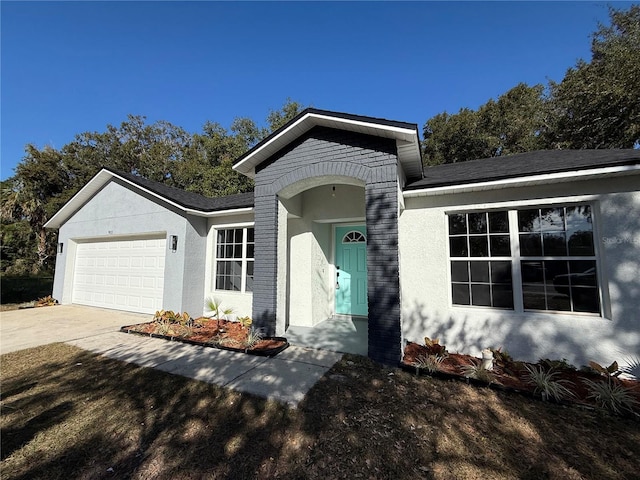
[277,176,368,355]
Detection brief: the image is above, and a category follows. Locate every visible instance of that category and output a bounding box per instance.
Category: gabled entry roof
[233,108,423,180]
[44,167,254,229]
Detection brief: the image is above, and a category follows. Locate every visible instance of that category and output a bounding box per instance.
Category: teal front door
[335,225,368,316]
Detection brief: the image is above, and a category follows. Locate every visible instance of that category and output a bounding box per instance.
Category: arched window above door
[342,231,366,243]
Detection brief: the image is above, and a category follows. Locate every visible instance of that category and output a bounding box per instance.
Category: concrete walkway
[0,305,343,407]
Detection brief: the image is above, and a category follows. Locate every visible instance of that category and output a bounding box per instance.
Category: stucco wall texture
[52,179,207,315]
[399,175,640,367]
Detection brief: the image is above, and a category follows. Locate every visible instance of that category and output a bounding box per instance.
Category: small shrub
[205,297,234,330]
[238,316,253,328]
[424,336,447,355]
[490,347,513,365]
[583,378,639,415]
[461,362,496,384]
[412,354,447,374]
[588,360,622,378]
[36,295,57,307]
[523,364,575,402]
[244,327,263,349]
[538,358,577,372]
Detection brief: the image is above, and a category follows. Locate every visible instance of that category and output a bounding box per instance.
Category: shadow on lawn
[1,345,639,480]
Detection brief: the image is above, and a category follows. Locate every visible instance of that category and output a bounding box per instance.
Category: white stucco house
[45,109,640,366]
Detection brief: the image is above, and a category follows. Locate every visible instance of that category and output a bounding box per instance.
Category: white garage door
[72,237,166,314]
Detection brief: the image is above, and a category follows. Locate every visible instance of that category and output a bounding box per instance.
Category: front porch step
[285,316,368,356]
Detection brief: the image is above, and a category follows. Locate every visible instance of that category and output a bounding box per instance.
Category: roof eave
[402,164,640,198]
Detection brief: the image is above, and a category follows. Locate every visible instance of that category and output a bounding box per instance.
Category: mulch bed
[401,341,640,414]
[121,318,289,357]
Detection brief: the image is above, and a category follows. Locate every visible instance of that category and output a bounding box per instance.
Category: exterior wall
[52,179,207,314]
[253,126,402,365]
[204,212,255,318]
[399,175,640,367]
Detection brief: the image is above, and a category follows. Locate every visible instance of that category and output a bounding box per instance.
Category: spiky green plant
[523,364,575,402]
[461,362,496,384]
[620,355,640,380]
[412,354,447,374]
[205,297,234,330]
[244,327,264,349]
[582,378,639,415]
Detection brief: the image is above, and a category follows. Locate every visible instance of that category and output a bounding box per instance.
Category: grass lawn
[1,344,639,480]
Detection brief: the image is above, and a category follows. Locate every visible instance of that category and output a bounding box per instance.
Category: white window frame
[213,225,254,293]
[446,201,604,317]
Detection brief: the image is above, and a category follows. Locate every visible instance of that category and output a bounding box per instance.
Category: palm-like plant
[523,364,575,402]
[205,297,234,330]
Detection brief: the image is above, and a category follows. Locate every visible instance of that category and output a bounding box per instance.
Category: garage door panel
[72,237,166,314]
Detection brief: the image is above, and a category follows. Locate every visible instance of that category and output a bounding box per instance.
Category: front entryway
[335,225,368,316]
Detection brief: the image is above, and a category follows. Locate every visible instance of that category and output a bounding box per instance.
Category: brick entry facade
[252,126,402,365]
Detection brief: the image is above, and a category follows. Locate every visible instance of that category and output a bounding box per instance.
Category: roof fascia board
[198,207,254,218]
[44,169,114,229]
[403,164,640,198]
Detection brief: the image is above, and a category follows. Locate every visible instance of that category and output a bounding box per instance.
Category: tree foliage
[1,100,304,275]
[547,5,640,148]
[423,5,640,165]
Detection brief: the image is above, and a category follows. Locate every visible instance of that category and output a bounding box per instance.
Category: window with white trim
[214,227,254,292]
[448,204,600,314]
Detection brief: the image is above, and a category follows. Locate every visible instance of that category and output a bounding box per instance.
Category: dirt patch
[3,344,639,480]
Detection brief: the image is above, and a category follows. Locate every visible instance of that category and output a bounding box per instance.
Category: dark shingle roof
[405,149,640,190]
[105,167,254,211]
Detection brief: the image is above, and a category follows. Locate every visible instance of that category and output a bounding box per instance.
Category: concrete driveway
[0,305,342,407]
[0,305,148,354]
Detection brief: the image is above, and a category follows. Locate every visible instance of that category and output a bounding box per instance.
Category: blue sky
[1,1,631,180]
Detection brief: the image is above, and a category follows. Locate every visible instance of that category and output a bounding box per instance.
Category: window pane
[217,230,225,243]
[469,236,488,257]
[547,291,571,311]
[518,209,539,232]
[452,283,470,305]
[470,261,490,283]
[471,284,491,306]
[234,245,242,258]
[246,244,254,259]
[521,261,544,284]
[573,288,600,313]
[449,237,468,257]
[490,235,511,256]
[492,285,514,308]
[568,230,594,256]
[246,261,254,292]
[234,229,243,242]
[468,213,487,234]
[520,233,542,256]
[247,228,254,242]
[449,214,467,235]
[215,276,225,290]
[488,211,509,233]
[540,208,564,232]
[545,260,569,283]
[543,232,567,256]
[451,262,469,282]
[490,261,512,284]
[523,284,546,310]
[566,205,592,254]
